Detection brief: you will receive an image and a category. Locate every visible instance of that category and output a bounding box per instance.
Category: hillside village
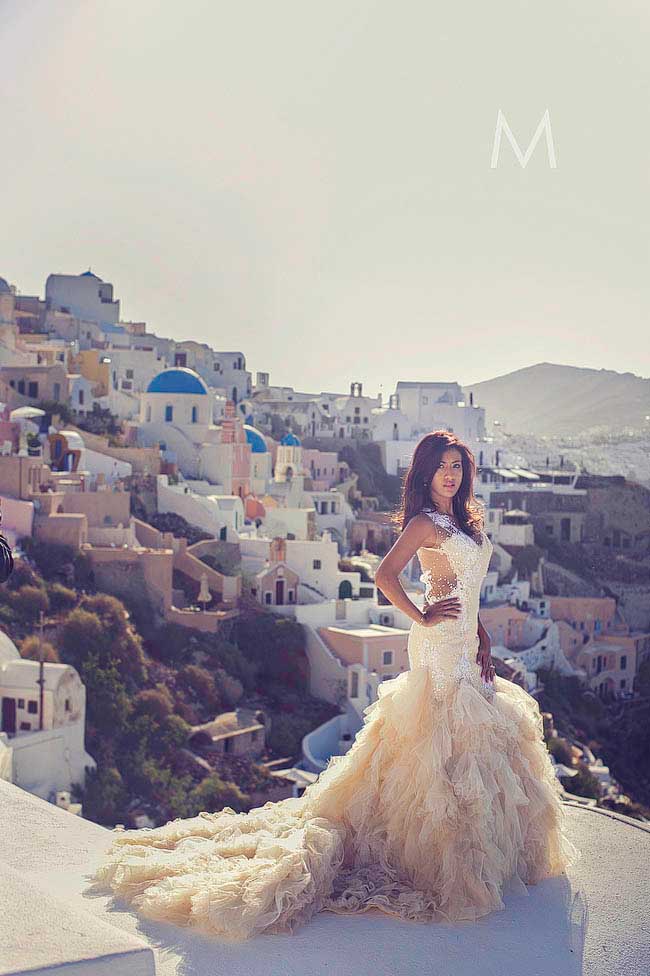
[1,268,650,828]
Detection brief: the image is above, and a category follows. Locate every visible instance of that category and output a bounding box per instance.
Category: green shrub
[18,537,76,583]
[186,773,248,817]
[81,765,129,825]
[12,585,50,624]
[47,582,77,613]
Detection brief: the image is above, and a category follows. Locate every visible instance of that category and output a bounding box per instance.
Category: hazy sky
[1,0,648,397]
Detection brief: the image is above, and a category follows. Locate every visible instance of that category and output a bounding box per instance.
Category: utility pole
[36,610,45,731]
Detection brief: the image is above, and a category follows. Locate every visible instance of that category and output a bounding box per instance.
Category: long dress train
[88,509,582,941]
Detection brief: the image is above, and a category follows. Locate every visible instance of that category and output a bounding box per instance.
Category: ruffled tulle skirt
[88,667,582,941]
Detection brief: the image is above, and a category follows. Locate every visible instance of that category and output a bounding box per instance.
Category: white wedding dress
[90,509,581,941]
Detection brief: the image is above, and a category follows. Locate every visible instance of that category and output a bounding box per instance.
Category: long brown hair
[390,430,484,540]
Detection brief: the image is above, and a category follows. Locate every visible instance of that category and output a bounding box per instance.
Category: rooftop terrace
[1,779,648,976]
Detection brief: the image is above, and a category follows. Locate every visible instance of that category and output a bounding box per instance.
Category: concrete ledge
[0,863,155,976]
[1,779,649,976]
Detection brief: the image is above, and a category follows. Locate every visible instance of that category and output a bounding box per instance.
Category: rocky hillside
[465,362,650,437]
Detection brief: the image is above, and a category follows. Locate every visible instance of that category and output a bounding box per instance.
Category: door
[275,579,285,605]
[1,697,16,734]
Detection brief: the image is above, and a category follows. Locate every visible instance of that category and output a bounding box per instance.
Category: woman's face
[428,447,463,505]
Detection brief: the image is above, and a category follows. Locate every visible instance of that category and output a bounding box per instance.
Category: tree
[82,765,129,825]
[74,594,148,686]
[266,713,313,757]
[154,714,191,758]
[6,559,40,592]
[186,773,248,817]
[132,686,174,722]
[74,404,120,437]
[12,585,49,624]
[178,665,220,711]
[47,582,78,613]
[80,654,131,739]
[129,758,193,820]
[213,667,243,707]
[235,612,309,692]
[20,635,60,663]
[37,400,73,425]
[61,609,104,667]
[17,537,76,583]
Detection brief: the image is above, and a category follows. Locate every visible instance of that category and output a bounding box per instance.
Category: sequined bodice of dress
[408,509,495,701]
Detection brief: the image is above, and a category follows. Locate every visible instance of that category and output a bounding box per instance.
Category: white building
[0,631,95,801]
[174,342,252,404]
[332,382,381,440]
[138,367,253,495]
[45,270,120,328]
[370,394,412,442]
[395,381,486,441]
[240,531,362,601]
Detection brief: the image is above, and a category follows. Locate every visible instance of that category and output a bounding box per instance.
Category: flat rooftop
[323,624,411,638]
[1,780,648,976]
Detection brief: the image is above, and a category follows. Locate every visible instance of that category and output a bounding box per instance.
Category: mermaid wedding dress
[90,509,581,941]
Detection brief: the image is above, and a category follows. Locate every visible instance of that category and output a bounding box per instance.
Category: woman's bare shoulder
[403,511,443,548]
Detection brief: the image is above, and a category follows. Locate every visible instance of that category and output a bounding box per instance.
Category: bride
[89,430,581,941]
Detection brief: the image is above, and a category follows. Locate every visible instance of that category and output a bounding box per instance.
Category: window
[27,701,38,714]
[422,396,428,404]
[264,592,272,604]
[17,380,25,394]
[354,406,360,414]
[191,405,198,423]
[382,650,393,666]
[313,559,321,569]
[165,405,173,422]
[78,389,84,405]
[17,698,24,709]
[621,655,627,670]
[19,722,31,731]
[350,671,359,698]
[65,698,71,712]
[620,679,626,689]
[28,381,39,398]
[126,369,134,380]
[346,416,351,423]
[288,590,294,603]
[146,405,151,422]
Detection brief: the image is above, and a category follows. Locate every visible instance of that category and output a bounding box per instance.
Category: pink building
[548,596,617,640]
[318,623,410,678]
[478,605,530,650]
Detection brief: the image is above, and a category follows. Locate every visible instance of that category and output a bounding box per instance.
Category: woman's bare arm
[375,514,456,626]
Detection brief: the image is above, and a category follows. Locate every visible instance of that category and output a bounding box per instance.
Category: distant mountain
[464,362,650,437]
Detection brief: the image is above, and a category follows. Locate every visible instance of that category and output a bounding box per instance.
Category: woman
[89,430,581,941]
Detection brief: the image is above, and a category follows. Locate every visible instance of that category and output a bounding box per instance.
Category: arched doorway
[338,580,352,599]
